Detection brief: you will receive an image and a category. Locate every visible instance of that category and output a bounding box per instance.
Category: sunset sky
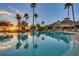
[0,3,79,25]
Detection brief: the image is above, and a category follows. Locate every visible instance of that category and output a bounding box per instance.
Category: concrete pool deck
[62,31,79,56]
[57,31,79,43]
[69,32,79,43]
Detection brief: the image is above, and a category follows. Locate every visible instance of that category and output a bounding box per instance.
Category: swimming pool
[0,31,79,56]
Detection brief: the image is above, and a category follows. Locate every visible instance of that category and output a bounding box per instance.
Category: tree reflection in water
[16,32,29,50]
[0,33,13,42]
[16,32,21,50]
[41,31,46,40]
[40,31,70,43]
[23,33,29,49]
[41,37,45,40]
[20,32,27,41]
[32,32,38,49]
[0,31,70,55]
[24,40,29,49]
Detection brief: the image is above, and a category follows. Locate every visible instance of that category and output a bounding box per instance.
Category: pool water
[0,31,79,56]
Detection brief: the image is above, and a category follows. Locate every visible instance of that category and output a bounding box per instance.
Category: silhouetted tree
[16,14,21,32]
[30,3,37,31]
[34,13,38,25]
[64,3,72,18]
[21,21,28,31]
[24,13,29,22]
[64,3,75,31]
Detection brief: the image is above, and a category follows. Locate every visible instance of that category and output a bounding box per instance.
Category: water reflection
[24,33,29,49]
[16,32,29,50]
[44,31,70,43]
[16,33,21,50]
[24,40,29,49]
[0,31,72,56]
[20,33,28,41]
[0,33,13,42]
[30,31,70,55]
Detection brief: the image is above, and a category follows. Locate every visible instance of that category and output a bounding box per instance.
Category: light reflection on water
[0,31,78,56]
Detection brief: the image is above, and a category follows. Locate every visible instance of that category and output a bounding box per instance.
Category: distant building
[47,18,79,31]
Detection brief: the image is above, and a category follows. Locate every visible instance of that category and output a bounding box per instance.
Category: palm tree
[30,3,37,31]
[71,4,76,31]
[41,21,45,26]
[36,23,41,31]
[64,3,72,18]
[24,13,29,22]
[16,14,21,32]
[64,3,75,31]
[41,21,45,30]
[24,13,29,30]
[21,21,28,31]
[34,13,38,25]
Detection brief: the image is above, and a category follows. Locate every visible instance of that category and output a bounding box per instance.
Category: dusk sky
[0,3,79,25]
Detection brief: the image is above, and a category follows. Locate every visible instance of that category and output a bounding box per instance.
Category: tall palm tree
[64,3,75,31]
[71,4,76,31]
[64,3,72,18]
[16,14,21,31]
[34,13,38,25]
[30,3,37,31]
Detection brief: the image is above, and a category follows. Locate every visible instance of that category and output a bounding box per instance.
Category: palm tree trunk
[18,20,20,32]
[26,18,27,31]
[68,6,69,18]
[35,17,37,25]
[72,4,76,32]
[33,7,35,31]
[33,35,34,56]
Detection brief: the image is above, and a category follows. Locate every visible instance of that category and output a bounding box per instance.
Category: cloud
[8,6,26,22]
[8,6,24,16]
[0,10,12,16]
